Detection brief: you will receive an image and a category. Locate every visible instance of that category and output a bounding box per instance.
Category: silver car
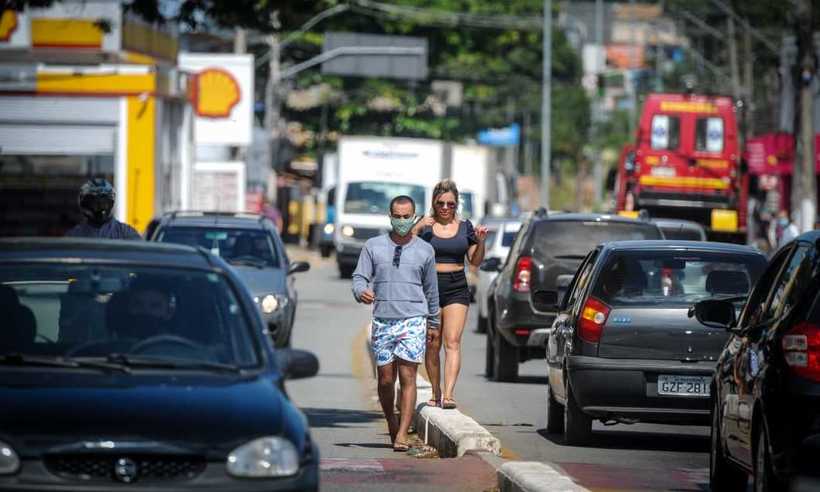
[475,217,521,333]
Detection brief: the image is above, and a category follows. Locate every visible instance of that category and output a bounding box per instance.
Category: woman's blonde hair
[431,179,459,219]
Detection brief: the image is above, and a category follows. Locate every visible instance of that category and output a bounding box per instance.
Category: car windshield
[344,181,425,215]
[0,264,259,367]
[532,221,662,258]
[592,251,766,307]
[659,225,705,241]
[158,227,279,268]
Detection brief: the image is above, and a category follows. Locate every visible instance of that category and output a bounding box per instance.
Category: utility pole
[793,0,816,232]
[265,33,281,202]
[727,17,742,105]
[742,27,753,141]
[540,0,551,209]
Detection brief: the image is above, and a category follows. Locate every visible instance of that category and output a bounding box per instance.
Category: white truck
[450,144,490,224]
[334,136,443,278]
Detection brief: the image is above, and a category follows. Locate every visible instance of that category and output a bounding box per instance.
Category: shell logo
[0,10,18,42]
[193,68,241,118]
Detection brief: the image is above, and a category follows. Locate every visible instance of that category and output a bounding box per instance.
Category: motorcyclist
[65,178,142,239]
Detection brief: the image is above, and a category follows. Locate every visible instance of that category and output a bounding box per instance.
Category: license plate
[651,166,676,177]
[657,375,710,397]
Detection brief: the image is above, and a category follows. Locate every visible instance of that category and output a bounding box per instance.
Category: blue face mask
[390,216,417,237]
[778,218,789,227]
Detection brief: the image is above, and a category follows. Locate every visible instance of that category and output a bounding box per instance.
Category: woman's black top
[419,220,477,264]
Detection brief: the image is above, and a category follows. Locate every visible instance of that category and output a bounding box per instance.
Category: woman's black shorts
[437,270,471,307]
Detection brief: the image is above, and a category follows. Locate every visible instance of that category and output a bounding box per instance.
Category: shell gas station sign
[179,54,253,146]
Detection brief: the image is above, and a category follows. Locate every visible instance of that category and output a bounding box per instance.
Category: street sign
[322,32,428,80]
[477,123,520,147]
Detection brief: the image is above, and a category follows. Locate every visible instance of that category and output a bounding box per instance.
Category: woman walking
[416,179,488,409]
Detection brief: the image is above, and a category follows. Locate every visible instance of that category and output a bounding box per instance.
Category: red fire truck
[615,93,748,242]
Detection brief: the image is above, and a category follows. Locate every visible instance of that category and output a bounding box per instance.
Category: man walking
[352,195,439,452]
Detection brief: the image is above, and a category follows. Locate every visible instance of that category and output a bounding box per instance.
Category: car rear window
[531,221,662,258]
[659,226,704,241]
[158,227,280,268]
[502,231,517,247]
[592,251,766,307]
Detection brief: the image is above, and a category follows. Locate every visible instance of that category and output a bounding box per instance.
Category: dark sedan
[545,240,766,445]
[0,238,319,491]
[694,230,820,491]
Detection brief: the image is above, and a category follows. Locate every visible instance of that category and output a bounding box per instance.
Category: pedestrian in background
[351,195,440,452]
[776,210,800,249]
[65,178,141,240]
[414,179,488,409]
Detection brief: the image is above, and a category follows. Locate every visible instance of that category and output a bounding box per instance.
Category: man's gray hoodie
[352,234,440,327]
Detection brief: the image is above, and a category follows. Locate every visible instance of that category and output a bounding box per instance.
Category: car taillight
[579,297,610,343]
[782,322,820,382]
[513,256,532,293]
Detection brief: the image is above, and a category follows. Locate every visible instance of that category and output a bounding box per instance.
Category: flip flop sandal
[442,398,457,409]
[427,398,441,407]
[393,441,410,452]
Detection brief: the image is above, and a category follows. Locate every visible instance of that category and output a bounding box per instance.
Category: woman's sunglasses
[435,200,457,209]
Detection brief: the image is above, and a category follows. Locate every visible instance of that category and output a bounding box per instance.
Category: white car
[475,217,521,333]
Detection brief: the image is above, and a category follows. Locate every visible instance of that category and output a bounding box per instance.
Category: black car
[545,240,767,445]
[694,231,820,491]
[483,211,664,381]
[149,212,309,347]
[0,238,319,491]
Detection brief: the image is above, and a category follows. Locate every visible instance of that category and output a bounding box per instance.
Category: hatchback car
[475,217,521,333]
[0,238,319,491]
[484,211,663,381]
[693,230,820,491]
[150,212,309,347]
[545,241,766,445]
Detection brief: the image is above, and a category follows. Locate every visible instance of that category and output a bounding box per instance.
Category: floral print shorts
[371,316,427,366]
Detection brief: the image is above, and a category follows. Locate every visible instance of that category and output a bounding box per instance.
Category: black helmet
[79,178,115,226]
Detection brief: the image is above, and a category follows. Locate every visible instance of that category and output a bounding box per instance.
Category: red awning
[745,132,820,176]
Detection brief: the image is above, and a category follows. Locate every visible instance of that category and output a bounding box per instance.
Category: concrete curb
[413,404,501,458]
[497,462,589,492]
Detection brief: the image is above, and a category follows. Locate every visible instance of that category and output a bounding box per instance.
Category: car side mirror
[480,257,502,272]
[288,261,310,275]
[276,348,319,380]
[532,290,559,312]
[689,299,736,330]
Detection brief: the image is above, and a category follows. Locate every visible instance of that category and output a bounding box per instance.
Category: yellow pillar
[126,95,156,233]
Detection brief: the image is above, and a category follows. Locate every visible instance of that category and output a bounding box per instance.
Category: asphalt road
[285,250,496,492]
[285,247,714,491]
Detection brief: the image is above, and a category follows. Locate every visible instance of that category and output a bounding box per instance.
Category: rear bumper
[566,355,715,424]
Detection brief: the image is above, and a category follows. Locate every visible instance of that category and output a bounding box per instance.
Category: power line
[349,0,543,31]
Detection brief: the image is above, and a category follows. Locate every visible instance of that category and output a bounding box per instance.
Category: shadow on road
[302,407,383,429]
[536,428,709,453]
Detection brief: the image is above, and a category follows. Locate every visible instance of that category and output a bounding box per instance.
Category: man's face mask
[390,216,417,237]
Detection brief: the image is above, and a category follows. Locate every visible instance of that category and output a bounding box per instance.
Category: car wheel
[484,322,495,378]
[710,398,747,491]
[493,328,518,382]
[563,380,591,445]
[754,424,782,492]
[320,245,332,258]
[477,314,487,334]
[546,382,564,434]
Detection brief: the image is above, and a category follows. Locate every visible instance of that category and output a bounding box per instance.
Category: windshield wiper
[106,354,243,374]
[0,353,130,373]
[554,254,587,260]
